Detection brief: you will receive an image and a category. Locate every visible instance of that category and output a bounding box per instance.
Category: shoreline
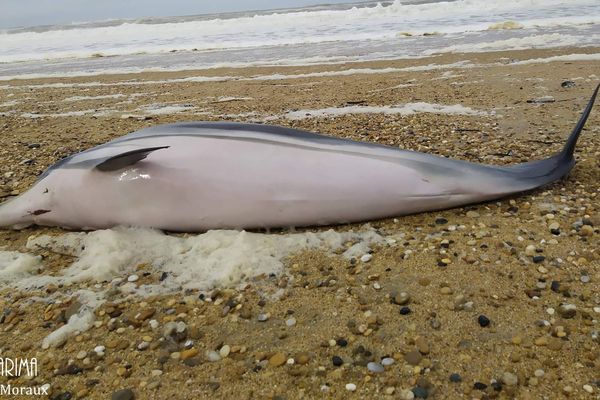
[0,47,598,399]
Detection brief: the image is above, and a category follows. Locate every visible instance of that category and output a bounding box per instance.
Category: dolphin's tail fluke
[499,83,599,189]
[559,83,600,162]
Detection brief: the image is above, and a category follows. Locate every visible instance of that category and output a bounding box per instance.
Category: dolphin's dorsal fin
[95,146,169,171]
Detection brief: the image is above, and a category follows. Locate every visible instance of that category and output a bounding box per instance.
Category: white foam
[0,250,42,283]
[0,100,19,107]
[41,290,104,349]
[279,102,487,120]
[63,94,126,102]
[25,227,384,293]
[136,103,196,115]
[0,0,597,64]
[427,33,594,54]
[510,52,600,64]
[20,109,114,118]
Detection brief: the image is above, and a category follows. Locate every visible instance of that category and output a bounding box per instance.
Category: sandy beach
[0,47,599,399]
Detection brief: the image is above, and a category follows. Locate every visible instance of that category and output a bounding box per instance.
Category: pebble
[367,362,384,373]
[206,350,221,362]
[412,387,428,398]
[449,373,462,382]
[466,210,480,218]
[180,348,198,360]
[580,225,594,236]
[561,80,576,88]
[76,350,87,360]
[269,352,287,367]
[332,356,344,366]
[381,357,395,366]
[583,384,594,394]
[296,352,310,365]
[558,304,577,319]
[394,292,411,305]
[361,254,372,263]
[502,372,518,386]
[257,313,270,322]
[219,345,230,358]
[111,389,135,400]
[580,275,590,283]
[404,350,422,366]
[400,389,415,400]
[525,245,536,256]
[478,315,491,327]
[532,255,545,263]
[137,342,149,351]
[400,307,411,315]
[534,369,545,378]
[286,317,296,327]
[127,274,139,282]
[345,383,357,392]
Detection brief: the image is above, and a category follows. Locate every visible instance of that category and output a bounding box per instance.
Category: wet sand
[0,47,599,399]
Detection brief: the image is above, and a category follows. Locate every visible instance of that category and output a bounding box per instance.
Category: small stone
[466,210,480,218]
[180,348,199,360]
[474,382,487,390]
[532,255,545,263]
[525,245,536,256]
[580,225,594,236]
[206,350,221,362]
[361,254,372,263]
[367,362,384,373]
[111,389,135,400]
[561,80,576,88]
[137,342,149,351]
[502,372,518,386]
[257,313,269,322]
[394,292,411,305]
[412,387,428,398]
[534,369,545,377]
[76,350,87,360]
[404,350,422,366]
[449,373,462,382]
[296,352,310,365]
[127,274,139,282]
[219,345,230,358]
[435,217,448,225]
[381,357,395,366]
[415,337,429,355]
[332,356,344,366]
[345,383,357,392]
[558,304,577,319]
[400,389,415,400]
[583,384,594,394]
[269,352,287,367]
[478,315,490,327]
[400,307,411,315]
[580,275,590,283]
[286,318,296,327]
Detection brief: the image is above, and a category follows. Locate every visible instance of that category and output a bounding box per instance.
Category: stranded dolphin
[0,85,598,231]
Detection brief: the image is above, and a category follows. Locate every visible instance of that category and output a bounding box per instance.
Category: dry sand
[0,47,599,399]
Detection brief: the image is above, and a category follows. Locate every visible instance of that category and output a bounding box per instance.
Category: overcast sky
[0,0,363,29]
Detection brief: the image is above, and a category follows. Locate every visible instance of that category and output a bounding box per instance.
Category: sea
[0,0,599,80]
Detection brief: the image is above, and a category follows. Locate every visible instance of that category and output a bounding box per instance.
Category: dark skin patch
[30,209,51,216]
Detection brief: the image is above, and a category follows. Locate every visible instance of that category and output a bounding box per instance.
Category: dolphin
[0,85,597,231]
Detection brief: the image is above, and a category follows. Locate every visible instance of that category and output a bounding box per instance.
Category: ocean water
[0,0,599,79]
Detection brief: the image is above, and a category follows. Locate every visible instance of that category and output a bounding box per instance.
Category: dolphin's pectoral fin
[95,146,169,172]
